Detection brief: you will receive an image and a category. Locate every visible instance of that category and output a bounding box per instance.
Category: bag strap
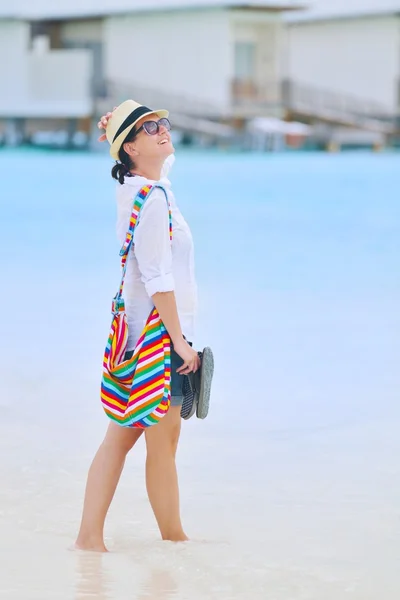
[112,184,172,313]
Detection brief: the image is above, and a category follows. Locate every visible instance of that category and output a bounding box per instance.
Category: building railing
[97,77,397,134]
[231,77,394,118]
[230,77,396,132]
[98,79,223,119]
[282,79,394,120]
[231,79,282,106]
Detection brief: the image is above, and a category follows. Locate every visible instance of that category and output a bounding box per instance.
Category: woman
[75,100,200,552]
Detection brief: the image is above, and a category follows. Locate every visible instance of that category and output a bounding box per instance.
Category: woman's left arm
[134,191,200,373]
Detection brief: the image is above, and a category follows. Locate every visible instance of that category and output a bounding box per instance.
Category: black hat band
[113,105,153,142]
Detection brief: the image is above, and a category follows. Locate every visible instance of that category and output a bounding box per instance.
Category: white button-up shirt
[115,157,197,351]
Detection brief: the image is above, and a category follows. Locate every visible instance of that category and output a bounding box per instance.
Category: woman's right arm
[151,292,200,374]
[134,191,200,374]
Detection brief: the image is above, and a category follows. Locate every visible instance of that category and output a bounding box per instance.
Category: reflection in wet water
[74,552,178,600]
[74,552,112,600]
[137,570,178,600]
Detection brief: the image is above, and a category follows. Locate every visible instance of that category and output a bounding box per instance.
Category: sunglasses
[135,117,171,136]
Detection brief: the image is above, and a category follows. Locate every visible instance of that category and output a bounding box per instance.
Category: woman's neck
[131,160,163,181]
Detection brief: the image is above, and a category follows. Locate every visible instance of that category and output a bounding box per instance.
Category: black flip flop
[180,347,214,420]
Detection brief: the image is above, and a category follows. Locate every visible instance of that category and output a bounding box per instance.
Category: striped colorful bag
[101,184,172,428]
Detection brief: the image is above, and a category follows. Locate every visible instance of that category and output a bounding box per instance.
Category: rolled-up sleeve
[134,189,174,297]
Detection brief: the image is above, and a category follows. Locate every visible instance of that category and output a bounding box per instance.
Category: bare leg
[75,422,143,552]
[145,406,188,542]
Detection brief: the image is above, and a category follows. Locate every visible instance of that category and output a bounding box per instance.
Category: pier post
[4,118,25,147]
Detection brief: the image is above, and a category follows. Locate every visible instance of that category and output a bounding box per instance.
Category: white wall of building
[104,8,287,112]
[0,21,30,116]
[104,9,231,110]
[286,16,400,110]
[27,50,92,117]
[0,19,92,117]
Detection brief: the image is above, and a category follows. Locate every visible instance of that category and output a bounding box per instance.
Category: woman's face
[124,114,174,161]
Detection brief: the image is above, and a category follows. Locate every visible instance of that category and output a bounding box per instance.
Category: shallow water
[0,149,400,599]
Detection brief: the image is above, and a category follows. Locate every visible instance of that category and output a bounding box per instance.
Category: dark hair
[111,128,138,184]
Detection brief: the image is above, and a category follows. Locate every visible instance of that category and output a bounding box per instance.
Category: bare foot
[162,532,189,542]
[73,538,108,553]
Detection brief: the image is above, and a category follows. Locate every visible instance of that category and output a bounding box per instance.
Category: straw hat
[106,100,169,160]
